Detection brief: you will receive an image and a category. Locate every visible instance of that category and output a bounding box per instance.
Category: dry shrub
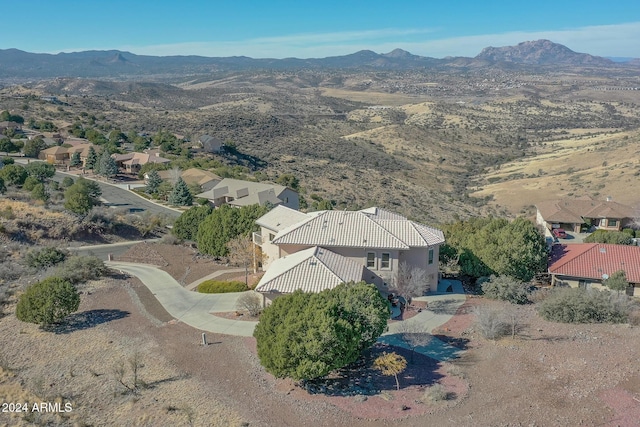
[422,384,448,403]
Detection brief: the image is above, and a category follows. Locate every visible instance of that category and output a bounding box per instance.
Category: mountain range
[0,40,637,81]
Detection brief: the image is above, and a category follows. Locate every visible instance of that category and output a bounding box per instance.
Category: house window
[366,252,376,269]
[381,253,391,270]
[607,219,618,227]
[428,248,434,265]
[268,233,275,241]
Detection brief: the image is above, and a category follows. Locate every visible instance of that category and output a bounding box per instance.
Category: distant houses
[536,196,635,233]
[112,151,170,174]
[197,135,224,154]
[147,168,222,191]
[196,178,299,210]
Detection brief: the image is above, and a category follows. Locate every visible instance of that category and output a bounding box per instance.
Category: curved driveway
[110,260,468,361]
[107,261,258,337]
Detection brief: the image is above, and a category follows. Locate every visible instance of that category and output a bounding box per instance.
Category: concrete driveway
[109,261,469,361]
[107,261,258,336]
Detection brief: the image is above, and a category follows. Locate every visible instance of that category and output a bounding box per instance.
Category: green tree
[145,169,162,194]
[373,352,407,391]
[23,175,39,191]
[0,110,24,124]
[0,177,5,194]
[168,177,193,206]
[196,204,268,256]
[172,205,213,241]
[64,177,101,214]
[442,216,547,281]
[22,137,47,158]
[25,162,55,182]
[276,173,300,190]
[85,146,97,170]
[538,287,630,324]
[70,151,82,168]
[604,270,629,295]
[0,164,27,186]
[61,176,74,188]
[98,149,118,178]
[254,282,389,380]
[585,230,634,245]
[16,277,80,327]
[31,183,49,202]
[0,137,18,153]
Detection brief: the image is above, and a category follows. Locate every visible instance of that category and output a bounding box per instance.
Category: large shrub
[197,280,248,293]
[24,247,67,270]
[537,287,630,324]
[254,282,389,380]
[172,205,213,241]
[16,277,80,327]
[481,275,530,304]
[56,255,107,284]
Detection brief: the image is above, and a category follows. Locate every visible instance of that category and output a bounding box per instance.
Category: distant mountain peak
[383,48,414,59]
[475,39,613,66]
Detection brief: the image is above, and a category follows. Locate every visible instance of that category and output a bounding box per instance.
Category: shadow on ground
[51,309,130,334]
[303,344,444,396]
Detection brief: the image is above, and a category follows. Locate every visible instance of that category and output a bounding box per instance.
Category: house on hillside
[536,196,635,233]
[197,135,224,154]
[112,151,170,174]
[548,243,640,296]
[39,145,68,163]
[148,168,222,191]
[253,206,445,299]
[195,178,299,210]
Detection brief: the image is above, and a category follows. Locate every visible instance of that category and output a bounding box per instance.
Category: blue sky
[5,1,640,58]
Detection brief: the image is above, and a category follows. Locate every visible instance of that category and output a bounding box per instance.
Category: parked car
[552,228,567,239]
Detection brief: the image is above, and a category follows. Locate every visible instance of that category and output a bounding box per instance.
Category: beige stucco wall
[258,226,281,270]
[399,246,440,292]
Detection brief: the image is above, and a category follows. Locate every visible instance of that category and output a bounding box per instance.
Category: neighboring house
[39,146,68,163]
[254,206,445,297]
[112,151,170,174]
[195,178,299,210]
[548,243,640,296]
[66,143,94,167]
[255,246,384,301]
[147,168,222,191]
[536,196,634,233]
[197,135,224,154]
[0,121,21,133]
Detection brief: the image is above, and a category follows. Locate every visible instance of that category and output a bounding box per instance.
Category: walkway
[107,261,258,337]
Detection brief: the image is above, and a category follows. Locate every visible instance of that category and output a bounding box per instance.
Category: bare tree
[227,235,255,286]
[393,261,428,305]
[168,167,182,185]
[113,351,147,394]
[236,292,263,317]
[396,320,433,362]
[503,304,525,340]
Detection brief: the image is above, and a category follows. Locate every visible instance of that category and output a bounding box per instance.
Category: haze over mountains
[0,40,637,81]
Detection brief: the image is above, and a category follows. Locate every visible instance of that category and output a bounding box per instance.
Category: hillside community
[1,42,640,425]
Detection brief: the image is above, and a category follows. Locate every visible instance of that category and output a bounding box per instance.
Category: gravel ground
[4,249,640,426]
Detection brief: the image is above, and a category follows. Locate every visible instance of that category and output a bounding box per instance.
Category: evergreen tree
[31,183,49,202]
[172,205,213,241]
[145,169,162,194]
[98,150,118,178]
[85,146,97,170]
[254,282,389,380]
[168,177,193,206]
[16,277,80,327]
[70,151,81,168]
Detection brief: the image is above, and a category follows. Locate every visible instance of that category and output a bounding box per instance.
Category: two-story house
[253,206,445,298]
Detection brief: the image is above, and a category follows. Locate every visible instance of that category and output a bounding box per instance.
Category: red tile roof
[549,243,640,284]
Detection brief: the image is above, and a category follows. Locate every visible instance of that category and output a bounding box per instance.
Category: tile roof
[195,178,289,202]
[537,198,634,223]
[255,246,376,294]
[549,243,640,284]
[255,205,310,232]
[271,208,444,249]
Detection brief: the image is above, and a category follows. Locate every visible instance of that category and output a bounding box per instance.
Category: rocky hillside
[475,39,613,66]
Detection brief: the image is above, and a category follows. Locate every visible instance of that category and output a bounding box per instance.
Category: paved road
[67,239,158,261]
[14,159,181,218]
